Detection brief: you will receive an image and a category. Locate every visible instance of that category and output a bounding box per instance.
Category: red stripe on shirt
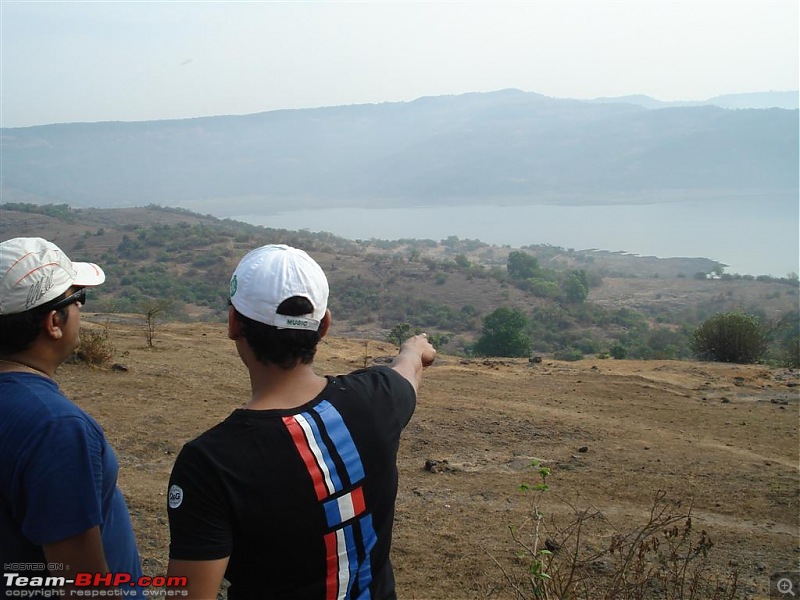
[351,486,366,517]
[324,531,339,600]
[283,416,328,501]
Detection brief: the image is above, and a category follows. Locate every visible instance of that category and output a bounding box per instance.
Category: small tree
[387,322,414,347]
[690,312,768,364]
[507,251,541,281]
[561,270,589,304]
[140,299,173,348]
[474,307,532,357]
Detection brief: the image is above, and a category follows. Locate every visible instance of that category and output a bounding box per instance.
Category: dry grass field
[58,315,799,599]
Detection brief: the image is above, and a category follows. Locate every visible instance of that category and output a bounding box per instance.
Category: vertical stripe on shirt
[313,400,366,484]
[285,402,376,598]
[282,415,330,501]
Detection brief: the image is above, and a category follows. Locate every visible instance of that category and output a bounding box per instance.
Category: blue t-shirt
[0,372,143,596]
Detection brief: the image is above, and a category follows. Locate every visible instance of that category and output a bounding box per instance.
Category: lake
[234,198,799,277]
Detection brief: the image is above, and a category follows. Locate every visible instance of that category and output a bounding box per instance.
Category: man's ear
[227,306,240,340]
[318,309,332,340]
[43,310,64,340]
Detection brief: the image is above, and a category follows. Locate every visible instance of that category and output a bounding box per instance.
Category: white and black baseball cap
[229,244,329,331]
[0,237,105,315]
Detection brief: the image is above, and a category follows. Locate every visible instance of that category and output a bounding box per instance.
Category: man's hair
[0,294,71,355]
[233,296,322,369]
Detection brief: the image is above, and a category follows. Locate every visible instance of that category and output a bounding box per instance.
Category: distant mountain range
[1,89,797,216]
[589,90,799,110]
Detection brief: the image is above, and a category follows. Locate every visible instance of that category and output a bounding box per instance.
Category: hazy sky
[1,1,798,128]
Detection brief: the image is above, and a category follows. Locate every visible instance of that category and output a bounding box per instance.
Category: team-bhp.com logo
[3,572,188,597]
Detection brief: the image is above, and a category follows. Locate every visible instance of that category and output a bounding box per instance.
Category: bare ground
[57,316,799,599]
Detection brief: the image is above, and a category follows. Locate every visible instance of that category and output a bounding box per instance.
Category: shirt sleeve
[22,415,104,545]
[167,443,233,560]
[374,365,417,428]
[343,366,417,437]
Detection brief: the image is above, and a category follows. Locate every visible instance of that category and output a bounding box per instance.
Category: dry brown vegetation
[59,315,799,599]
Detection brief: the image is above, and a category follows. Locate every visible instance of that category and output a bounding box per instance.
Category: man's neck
[245,363,328,410]
[0,352,56,378]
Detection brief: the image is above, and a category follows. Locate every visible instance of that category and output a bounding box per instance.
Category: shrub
[427,332,450,349]
[769,311,800,368]
[561,270,589,304]
[474,307,532,358]
[73,327,115,365]
[571,337,601,355]
[529,279,561,300]
[628,327,691,360]
[553,348,584,361]
[609,343,628,359]
[781,334,800,368]
[330,277,381,313]
[490,464,740,599]
[690,312,768,364]
[507,251,541,280]
[387,322,414,347]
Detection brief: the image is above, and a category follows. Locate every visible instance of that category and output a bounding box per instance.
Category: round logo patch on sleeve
[168,484,184,509]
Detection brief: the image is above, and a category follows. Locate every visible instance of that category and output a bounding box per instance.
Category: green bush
[690,312,768,364]
[609,342,628,359]
[769,311,800,368]
[553,348,584,361]
[561,270,589,304]
[474,307,532,357]
[387,322,414,347]
[629,326,691,360]
[781,334,800,368]
[507,251,541,280]
[529,279,561,299]
[571,336,601,355]
[330,277,381,313]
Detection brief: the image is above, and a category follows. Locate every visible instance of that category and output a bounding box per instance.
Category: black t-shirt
[167,366,416,600]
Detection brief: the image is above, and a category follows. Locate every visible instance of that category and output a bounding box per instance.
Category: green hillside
[2,203,797,363]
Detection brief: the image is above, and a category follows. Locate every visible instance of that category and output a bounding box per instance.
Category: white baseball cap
[229,244,329,331]
[0,237,106,315]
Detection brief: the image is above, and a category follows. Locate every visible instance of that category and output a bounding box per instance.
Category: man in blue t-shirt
[0,237,143,597]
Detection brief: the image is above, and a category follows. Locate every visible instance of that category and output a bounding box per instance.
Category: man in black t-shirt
[166,244,436,599]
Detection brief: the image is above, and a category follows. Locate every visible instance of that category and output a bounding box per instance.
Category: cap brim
[72,262,106,287]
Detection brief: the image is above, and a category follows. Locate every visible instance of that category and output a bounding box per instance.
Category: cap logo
[230,275,238,298]
[25,271,55,310]
[286,318,309,328]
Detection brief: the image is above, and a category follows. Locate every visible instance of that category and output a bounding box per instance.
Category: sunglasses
[40,288,87,312]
